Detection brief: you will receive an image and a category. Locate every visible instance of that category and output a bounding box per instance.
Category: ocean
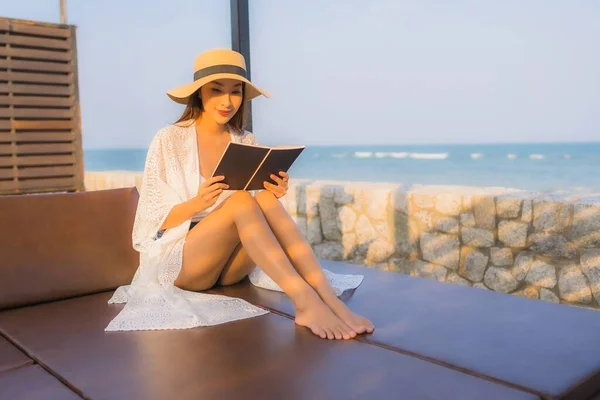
[84,142,600,193]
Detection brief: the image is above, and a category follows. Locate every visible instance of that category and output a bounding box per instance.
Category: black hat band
[193,64,247,81]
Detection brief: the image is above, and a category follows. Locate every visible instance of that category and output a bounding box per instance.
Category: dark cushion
[0,336,32,373]
[0,291,537,400]
[0,187,139,310]
[208,260,600,400]
[0,365,80,400]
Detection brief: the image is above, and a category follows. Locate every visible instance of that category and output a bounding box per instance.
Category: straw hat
[166,48,271,105]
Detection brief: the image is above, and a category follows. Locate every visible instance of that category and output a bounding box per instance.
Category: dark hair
[174,82,248,133]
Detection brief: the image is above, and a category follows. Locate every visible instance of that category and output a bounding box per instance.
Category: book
[210,142,306,190]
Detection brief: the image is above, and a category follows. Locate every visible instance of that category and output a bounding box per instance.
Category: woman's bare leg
[175,201,256,289]
[249,190,374,334]
[216,190,373,334]
[217,241,256,286]
[175,207,243,292]
[175,191,354,340]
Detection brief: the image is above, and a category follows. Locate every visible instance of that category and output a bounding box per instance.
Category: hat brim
[166,73,271,105]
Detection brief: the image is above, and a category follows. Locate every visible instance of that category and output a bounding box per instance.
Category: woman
[106,49,373,340]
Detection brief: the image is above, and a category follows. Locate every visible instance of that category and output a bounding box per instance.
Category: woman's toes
[340,322,354,336]
[325,328,335,340]
[365,320,375,333]
[340,324,355,339]
[330,327,340,340]
[315,328,326,339]
[341,329,351,340]
[337,325,349,340]
[333,329,342,340]
[353,324,366,334]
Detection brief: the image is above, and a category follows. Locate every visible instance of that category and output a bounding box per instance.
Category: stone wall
[85,171,600,310]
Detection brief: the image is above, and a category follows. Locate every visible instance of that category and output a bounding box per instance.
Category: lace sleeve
[240,130,258,145]
[131,130,184,253]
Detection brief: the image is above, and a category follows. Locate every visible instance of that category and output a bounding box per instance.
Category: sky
[2,0,599,148]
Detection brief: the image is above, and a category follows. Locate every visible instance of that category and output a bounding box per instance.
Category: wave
[357,151,410,158]
[352,151,448,160]
[408,152,449,160]
[340,151,572,161]
[390,152,408,158]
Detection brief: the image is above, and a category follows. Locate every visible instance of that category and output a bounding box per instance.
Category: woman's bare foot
[293,290,357,340]
[323,295,374,335]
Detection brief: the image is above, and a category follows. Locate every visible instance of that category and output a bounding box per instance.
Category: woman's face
[198,79,243,125]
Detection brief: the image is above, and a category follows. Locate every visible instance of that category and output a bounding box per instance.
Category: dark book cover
[211,143,269,190]
[210,142,305,191]
[246,146,305,190]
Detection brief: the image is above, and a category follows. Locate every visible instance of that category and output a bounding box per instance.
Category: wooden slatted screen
[0,17,84,195]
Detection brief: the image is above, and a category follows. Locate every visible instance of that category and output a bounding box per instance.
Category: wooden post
[230,0,252,131]
[60,0,67,24]
[70,25,84,192]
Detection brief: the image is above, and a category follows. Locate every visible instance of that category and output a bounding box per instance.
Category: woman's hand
[263,171,289,198]
[194,175,229,212]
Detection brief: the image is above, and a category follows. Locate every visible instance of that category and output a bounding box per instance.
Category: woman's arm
[159,198,202,230]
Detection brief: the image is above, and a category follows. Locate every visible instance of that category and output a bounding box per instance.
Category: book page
[273,144,305,149]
